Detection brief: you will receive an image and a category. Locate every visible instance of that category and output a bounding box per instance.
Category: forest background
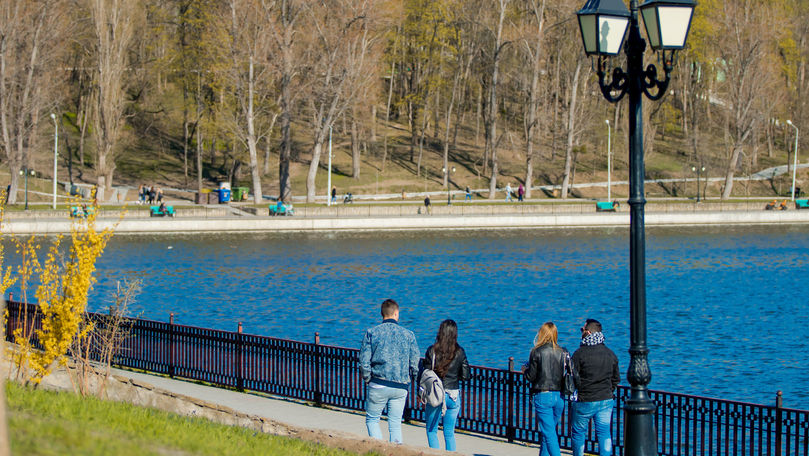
[1,0,807,205]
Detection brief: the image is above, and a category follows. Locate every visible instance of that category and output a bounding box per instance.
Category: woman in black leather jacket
[422,319,470,451]
[522,321,568,456]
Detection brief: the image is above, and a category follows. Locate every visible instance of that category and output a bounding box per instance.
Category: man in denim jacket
[360,299,420,443]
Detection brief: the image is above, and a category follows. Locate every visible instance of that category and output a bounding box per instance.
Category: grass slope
[6,382,371,456]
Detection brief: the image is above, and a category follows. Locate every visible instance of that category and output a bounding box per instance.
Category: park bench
[150,205,176,217]
[69,206,95,218]
[795,199,809,210]
[268,203,294,216]
[595,201,620,212]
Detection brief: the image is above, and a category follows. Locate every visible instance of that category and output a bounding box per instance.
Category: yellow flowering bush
[2,197,115,384]
[29,204,114,383]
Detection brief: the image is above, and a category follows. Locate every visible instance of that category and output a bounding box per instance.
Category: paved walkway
[110,367,561,456]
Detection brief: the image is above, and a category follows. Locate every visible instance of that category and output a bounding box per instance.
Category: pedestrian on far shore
[570,319,619,456]
[424,195,432,215]
[522,322,568,456]
[331,186,337,203]
[359,299,420,444]
[505,183,513,202]
[465,186,472,202]
[148,186,156,204]
[518,184,525,202]
[419,319,470,451]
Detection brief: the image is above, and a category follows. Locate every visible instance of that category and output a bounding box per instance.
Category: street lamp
[19,168,36,210]
[787,120,799,201]
[442,166,455,205]
[691,165,705,203]
[606,119,612,201]
[327,124,333,206]
[577,0,695,454]
[51,113,58,209]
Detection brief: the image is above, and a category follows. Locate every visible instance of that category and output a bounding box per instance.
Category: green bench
[69,206,95,218]
[596,201,619,212]
[796,199,809,209]
[268,203,294,216]
[150,205,176,217]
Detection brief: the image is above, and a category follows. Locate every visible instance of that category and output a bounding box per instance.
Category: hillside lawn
[6,381,377,456]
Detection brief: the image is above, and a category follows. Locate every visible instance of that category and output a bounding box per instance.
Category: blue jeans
[425,392,461,451]
[365,385,409,443]
[533,392,565,456]
[571,399,614,456]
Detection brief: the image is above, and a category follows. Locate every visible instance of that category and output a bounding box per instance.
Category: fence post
[507,356,516,443]
[168,313,175,378]
[775,390,783,456]
[236,322,244,391]
[314,332,322,406]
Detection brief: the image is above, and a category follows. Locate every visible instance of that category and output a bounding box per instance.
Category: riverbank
[2,206,809,234]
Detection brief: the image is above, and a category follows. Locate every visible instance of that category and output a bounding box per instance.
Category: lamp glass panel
[579,15,597,54]
[658,6,692,48]
[641,7,660,49]
[598,16,629,55]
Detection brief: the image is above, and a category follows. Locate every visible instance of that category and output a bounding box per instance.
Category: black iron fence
[5,299,808,455]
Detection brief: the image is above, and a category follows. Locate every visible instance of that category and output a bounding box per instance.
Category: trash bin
[195,192,203,204]
[218,188,231,203]
[232,187,249,201]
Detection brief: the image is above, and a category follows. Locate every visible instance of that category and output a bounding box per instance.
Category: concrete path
[110,367,558,456]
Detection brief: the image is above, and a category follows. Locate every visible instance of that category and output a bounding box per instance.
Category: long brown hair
[431,319,459,377]
[533,322,560,350]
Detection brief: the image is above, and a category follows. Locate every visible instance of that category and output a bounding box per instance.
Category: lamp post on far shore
[327,124,333,207]
[442,166,455,205]
[51,113,58,210]
[19,168,35,210]
[787,120,799,201]
[577,0,695,453]
[606,119,612,201]
[691,165,704,203]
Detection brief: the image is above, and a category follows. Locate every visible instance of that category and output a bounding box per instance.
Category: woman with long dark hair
[523,321,569,456]
[421,319,470,451]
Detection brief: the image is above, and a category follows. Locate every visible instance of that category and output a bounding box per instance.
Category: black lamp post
[442,166,455,205]
[19,167,35,210]
[577,0,695,454]
[691,165,705,202]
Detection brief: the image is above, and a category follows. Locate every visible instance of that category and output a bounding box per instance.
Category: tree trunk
[306,138,324,203]
[351,112,361,178]
[560,60,582,199]
[246,57,263,204]
[722,143,743,199]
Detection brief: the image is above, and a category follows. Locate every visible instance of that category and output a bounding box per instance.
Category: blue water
[4,226,809,409]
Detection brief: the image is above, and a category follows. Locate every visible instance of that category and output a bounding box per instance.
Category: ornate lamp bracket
[642,50,675,100]
[597,56,629,103]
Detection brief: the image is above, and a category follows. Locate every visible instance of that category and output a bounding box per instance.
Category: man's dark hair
[584,318,602,333]
[381,299,399,318]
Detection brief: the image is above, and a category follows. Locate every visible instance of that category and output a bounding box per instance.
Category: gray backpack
[418,351,445,407]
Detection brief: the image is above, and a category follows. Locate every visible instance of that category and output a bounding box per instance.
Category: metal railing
[5,299,807,455]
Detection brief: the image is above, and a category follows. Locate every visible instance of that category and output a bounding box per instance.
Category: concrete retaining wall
[3,210,809,235]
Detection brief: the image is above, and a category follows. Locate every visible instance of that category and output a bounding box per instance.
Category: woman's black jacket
[422,345,470,390]
[523,342,568,395]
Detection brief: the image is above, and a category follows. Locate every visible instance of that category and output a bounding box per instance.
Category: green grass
[6,382,371,456]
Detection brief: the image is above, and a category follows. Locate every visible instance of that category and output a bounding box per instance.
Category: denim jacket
[360,319,420,387]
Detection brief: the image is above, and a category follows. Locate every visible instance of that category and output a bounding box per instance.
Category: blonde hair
[533,322,560,350]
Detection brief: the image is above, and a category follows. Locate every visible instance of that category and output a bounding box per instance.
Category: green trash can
[232,187,249,201]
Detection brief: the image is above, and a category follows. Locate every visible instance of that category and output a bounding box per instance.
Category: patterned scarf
[581,331,605,346]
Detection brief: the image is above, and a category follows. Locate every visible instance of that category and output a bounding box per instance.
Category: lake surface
[5,226,809,409]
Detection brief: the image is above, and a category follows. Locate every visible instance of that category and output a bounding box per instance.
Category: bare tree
[303,0,382,203]
[482,0,511,198]
[0,0,63,204]
[711,0,779,199]
[88,0,140,201]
